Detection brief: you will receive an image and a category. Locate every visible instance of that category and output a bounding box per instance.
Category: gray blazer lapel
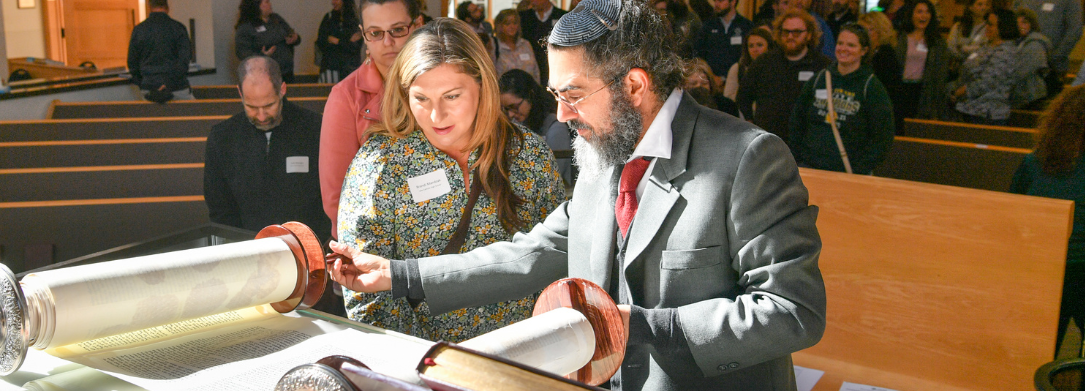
[588,166,621,285]
[624,93,699,267]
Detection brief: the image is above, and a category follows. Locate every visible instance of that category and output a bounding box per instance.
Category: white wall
[2,0,46,59]
[168,0,216,69]
[0,1,8,82]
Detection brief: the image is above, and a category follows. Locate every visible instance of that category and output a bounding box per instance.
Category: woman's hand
[328,36,340,45]
[327,241,393,293]
[286,32,300,45]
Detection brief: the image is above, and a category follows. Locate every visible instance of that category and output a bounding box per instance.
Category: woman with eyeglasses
[492,9,540,83]
[499,68,573,186]
[789,24,895,174]
[320,0,422,240]
[236,0,301,83]
[331,18,565,341]
[951,8,1020,125]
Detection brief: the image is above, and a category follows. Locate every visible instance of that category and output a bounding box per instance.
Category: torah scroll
[0,222,327,375]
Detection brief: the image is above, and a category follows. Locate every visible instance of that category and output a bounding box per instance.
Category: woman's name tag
[815,89,828,100]
[408,169,452,203]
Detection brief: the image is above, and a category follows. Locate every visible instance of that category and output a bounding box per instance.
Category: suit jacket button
[717,364,728,371]
[729,362,740,369]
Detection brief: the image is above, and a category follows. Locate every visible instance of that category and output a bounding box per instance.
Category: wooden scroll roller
[0,222,328,376]
[275,278,625,391]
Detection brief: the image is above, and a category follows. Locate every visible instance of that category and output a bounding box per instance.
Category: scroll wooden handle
[532,278,626,386]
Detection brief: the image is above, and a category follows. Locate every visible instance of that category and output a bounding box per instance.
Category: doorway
[43,0,140,69]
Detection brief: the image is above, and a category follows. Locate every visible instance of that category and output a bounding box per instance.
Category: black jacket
[519,6,567,85]
[204,100,330,241]
[316,10,362,74]
[127,12,191,91]
[736,48,832,143]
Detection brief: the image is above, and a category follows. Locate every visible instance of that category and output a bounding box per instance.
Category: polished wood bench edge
[50,96,326,106]
[0,115,230,125]
[904,118,1038,133]
[0,137,206,147]
[0,163,204,175]
[0,195,204,209]
[894,135,1033,153]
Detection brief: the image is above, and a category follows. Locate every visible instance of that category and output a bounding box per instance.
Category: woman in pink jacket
[320,0,424,239]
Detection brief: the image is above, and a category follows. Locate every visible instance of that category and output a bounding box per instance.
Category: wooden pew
[0,164,203,202]
[1009,109,1043,128]
[0,198,209,273]
[46,97,327,119]
[0,116,224,142]
[874,136,1029,192]
[0,140,205,168]
[793,168,1071,391]
[904,118,1038,149]
[192,84,334,99]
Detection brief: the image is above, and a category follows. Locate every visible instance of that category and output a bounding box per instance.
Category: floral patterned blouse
[337,127,566,342]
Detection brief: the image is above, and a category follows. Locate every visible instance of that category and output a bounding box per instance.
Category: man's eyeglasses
[546,79,616,114]
[362,22,414,42]
[503,98,527,114]
[781,28,808,36]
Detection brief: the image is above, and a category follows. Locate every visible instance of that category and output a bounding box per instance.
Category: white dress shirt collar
[627,88,682,163]
[627,88,683,200]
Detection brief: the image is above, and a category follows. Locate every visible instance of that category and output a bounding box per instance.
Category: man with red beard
[737,9,830,146]
[328,0,826,389]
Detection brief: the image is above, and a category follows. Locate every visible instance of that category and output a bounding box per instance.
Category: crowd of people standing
[167,0,1082,357]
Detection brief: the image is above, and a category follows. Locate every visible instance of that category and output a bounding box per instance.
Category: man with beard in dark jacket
[737,9,830,144]
[204,56,330,242]
[127,0,193,102]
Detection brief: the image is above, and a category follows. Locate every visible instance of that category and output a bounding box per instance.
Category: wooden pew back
[47,97,327,119]
[0,117,224,142]
[794,168,1071,391]
[192,84,333,99]
[875,136,1029,192]
[904,119,1038,149]
[1009,109,1042,128]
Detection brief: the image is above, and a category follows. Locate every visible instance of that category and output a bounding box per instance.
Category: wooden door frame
[43,0,66,63]
[42,0,144,66]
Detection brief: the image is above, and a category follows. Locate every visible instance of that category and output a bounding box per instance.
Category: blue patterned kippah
[547,0,621,46]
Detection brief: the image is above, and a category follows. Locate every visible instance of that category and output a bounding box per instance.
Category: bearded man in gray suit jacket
[328,0,826,389]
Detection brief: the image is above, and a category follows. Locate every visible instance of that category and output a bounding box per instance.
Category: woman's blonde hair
[367,18,527,231]
[858,11,897,48]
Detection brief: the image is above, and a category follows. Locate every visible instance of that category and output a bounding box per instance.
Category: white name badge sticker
[255,25,267,33]
[798,71,814,81]
[1043,2,1055,11]
[967,52,978,60]
[731,36,743,45]
[519,53,531,61]
[407,169,452,203]
[286,156,309,173]
[916,43,929,53]
[815,89,828,100]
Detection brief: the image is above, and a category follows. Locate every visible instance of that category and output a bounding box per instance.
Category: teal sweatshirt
[789,63,895,174]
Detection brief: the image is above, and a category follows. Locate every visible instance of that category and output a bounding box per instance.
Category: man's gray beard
[569,90,643,180]
[250,115,282,131]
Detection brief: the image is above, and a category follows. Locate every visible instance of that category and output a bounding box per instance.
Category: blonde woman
[492,9,540,83]
[333,18,566,342]
[858,12,903,133]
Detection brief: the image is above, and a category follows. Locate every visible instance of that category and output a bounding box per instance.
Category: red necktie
[616,158,650,238]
